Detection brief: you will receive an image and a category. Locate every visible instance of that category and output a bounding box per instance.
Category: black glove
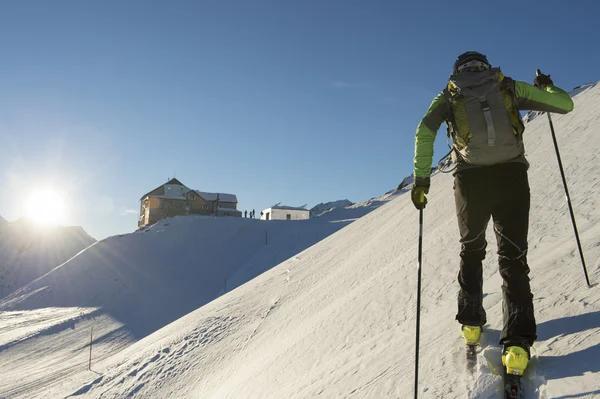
[534,71,553,88]
[411,177,430,210]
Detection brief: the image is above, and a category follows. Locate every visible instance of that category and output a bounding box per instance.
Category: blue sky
[0,0,598,239]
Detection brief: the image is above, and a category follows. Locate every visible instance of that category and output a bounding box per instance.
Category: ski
[466,343,477,372]
[504,370,524,399]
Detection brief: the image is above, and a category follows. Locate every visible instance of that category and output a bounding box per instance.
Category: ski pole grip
[420,192,425,202]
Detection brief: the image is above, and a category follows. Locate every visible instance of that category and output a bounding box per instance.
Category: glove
[534,71,553,88]
[411,177,430,210]
[411,186,428,209]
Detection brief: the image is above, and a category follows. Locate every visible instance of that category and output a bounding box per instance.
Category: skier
[410,51,574,376]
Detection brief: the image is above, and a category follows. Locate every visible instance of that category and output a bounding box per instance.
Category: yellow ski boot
[461,325,482,346]
[502,346,529,376]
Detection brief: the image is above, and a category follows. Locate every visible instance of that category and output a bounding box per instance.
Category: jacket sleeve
[414,93,448,180]
[514,81,574,114]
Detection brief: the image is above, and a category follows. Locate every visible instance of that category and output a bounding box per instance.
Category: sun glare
[24,188,67,226]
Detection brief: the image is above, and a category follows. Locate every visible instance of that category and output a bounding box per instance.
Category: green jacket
[413,81,574,180]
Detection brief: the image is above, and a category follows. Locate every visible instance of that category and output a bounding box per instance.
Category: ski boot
[502,345,530,376]
[461,325,482,346]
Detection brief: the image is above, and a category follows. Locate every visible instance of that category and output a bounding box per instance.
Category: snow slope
[0,219,96,299]
[50,82,600,399]
[0,194,399,398]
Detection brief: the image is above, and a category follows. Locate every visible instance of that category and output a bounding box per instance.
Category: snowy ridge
[309,175,416,220]
[310,199,354,218]
[312,189,402,222]
[569,81,599,98]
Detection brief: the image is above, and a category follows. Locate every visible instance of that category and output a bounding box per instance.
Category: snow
[310,199,354,218]
[194,191,237,203]
[0,82,599,399]
[145,184,237,204]
[216,207,241,213]
[397,174,414,190]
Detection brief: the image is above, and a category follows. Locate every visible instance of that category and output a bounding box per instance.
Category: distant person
[410,51,574,376]
[244,210,247,218]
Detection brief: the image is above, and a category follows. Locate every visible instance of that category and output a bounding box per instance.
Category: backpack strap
[501,76,516,101]
[500,76,525,134]
[441,87,464,165]
[442,87,456,141]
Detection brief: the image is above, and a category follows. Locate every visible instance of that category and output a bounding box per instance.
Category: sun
[24,188,67,226]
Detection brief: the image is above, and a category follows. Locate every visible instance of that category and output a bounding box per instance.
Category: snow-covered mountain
[0,219,96,300]
[310,199,354,218]
[0,215,6,225]
[0,82,599,399]
[315,188,409,223]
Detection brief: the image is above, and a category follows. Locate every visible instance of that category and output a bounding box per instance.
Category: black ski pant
[454,162,536,346]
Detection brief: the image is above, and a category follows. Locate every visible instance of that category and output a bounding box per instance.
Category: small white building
[260,204,310,221]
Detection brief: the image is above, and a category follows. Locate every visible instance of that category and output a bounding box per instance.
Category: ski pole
[414,195,424,399]
[545,111,590,287]
[536,70,591,287]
